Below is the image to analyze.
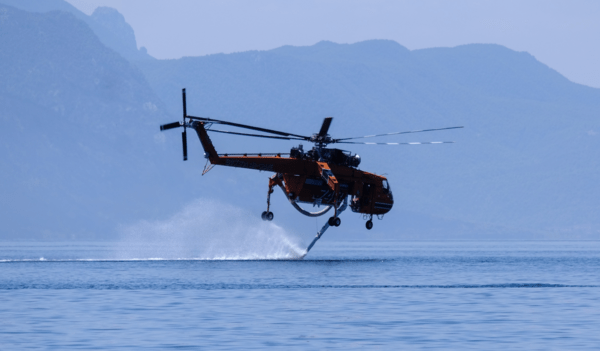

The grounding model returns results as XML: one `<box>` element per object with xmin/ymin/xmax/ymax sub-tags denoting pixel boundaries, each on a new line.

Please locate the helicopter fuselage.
<box><xmin>193</xmin><ymin>121</ymin><xmax>394</xmax><ymax>216</ymax></box>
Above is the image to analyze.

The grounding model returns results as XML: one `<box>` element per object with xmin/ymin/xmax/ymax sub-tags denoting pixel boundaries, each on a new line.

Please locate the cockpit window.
<box><xmin>382</xmin><ymin>179</ymin><xmax>390</xmax><ymax>193</ymax></box>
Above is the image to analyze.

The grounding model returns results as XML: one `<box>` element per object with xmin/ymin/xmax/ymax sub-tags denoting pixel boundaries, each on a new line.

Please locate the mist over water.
<box><xmin>116</xmin><ymin>199</ymin><xmax>306</xmax><ymax>260</ymax></box>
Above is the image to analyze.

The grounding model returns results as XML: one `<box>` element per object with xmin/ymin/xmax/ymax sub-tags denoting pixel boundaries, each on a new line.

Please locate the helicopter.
<box><xmin>160</xmin><ymin>89</ymin><xmax>462</xmax><ymax>254</ymax></box>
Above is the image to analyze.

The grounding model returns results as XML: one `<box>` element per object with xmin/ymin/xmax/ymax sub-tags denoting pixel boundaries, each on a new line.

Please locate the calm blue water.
<box><xmin>1</xmin><ymin>241</ymin><xmax>599</xmax><ymax>349</ymax></box>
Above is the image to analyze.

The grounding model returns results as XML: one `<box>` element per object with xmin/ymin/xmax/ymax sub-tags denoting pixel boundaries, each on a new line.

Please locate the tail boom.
<box><xmin>190</xmin><ymin>121</ymin><xmax>220</xmax><ymax>164</ymax></box>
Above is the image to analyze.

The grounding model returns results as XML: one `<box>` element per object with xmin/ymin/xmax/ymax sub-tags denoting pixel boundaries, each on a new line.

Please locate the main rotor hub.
<box><xmin>310</xmin><ymin>133</ymin><xmax>333</xmax><ymax>146</ymax></box>
<box><xmin>291</xmin><ymin>143</ymin><xmax>361</xmax><ymax>168</ymax></box>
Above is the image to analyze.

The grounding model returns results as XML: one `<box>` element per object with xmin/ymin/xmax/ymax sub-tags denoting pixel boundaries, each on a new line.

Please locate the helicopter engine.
<box><xmin>291</xmin><ymin>145</ymin><xmax>361</xmax><ymax>168</ymax></box>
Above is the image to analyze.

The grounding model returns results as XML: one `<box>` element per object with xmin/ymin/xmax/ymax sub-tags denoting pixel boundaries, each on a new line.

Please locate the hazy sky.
<box><xmin>66</xmin><ymin>0</ymin><xmax>600</xmax><ymax>88</ymax></box>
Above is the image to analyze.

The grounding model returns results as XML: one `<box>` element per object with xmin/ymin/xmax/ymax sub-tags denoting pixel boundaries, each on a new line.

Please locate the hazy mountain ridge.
<box><xmin>0</xmin><ymin>6</ymin><xmax>155</xmax><ymax>126</ymax></box>
<box><xmin>412</xmin><ymin>44</ymin><xmax>598</xmax><ymax>104</ymax></box>
<box><xmin>1</xmin><ymin>3</ymin><xmax>599</xmax><ymax>240</ymax></box>
<box><xmin>0</xmin><ymin>0</ymin><xmax>152</xmax><ymax>60</ymax></box>
<box><xmin>135</xmin><ymin>40</ymin><xmax>600</xmax><ymax>239</ymax></box>
<box><xmin>0</xmin><ymin>4</ymin><xmax>183</xmax><ymax>240</ymax></box>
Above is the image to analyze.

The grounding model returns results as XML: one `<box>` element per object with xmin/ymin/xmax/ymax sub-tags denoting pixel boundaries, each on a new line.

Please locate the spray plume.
<box><xmin>116</xmin><ymin>199</ymin><xmax>305</xmax><ymax>260</ymax></box>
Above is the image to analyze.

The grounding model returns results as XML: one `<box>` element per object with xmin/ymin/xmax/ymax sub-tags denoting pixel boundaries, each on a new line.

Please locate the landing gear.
<box><xmin>364</xmin><ymin>214</ymin><xmax>374</xmax><ymax>230</ymax></box>
<box><xmin>261</xmin><ymin>211</ymin><xmax>274</xmax><ymax>221</ymax></box>
<box><xmin>262</xmin><ymin>175</ymin><xmax>279</xmax><ymax>222</ymax></box>
<box><xmin>328</xmin><ymin>216</ymin><xmax>341</xmax><ymax>227</ymax></box>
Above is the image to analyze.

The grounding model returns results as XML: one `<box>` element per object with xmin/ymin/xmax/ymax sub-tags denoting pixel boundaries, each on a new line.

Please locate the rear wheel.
<box><xmin>261</xmin><ymin>211</ymin><xmax>268</xmax><ymax>221</ymax></box>
<box><xmin>366</xmin><ymin>220</ymin><xmax>373</xmax><ymax>230</ymax></box>
<box><xmin>328</xmin><ymin>217</ymin><xmax>342</xmax><ymax>227</ymax></box>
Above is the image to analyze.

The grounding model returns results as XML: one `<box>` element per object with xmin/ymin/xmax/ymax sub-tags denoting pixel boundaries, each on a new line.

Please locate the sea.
<box><xmin>1</xmin><ymin>240</ymin><xmax>599</xmax><ymax>350</ymax></box>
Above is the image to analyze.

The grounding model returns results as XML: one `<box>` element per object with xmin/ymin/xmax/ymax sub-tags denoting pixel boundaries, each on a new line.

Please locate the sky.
<box><xmin>65</xmin><ymin>0</ymin><xmax>600</xmax><ymax>88</ymax></box>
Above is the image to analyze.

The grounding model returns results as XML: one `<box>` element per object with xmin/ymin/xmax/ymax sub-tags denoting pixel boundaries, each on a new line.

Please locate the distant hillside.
<box><xmin>1</xmin><ymin>2</ymin><xmax>598</xmax><ymax>241</ymax></box>
<box><xmin>0</xmin><ymin>0</ymin><xmax>152</xmax><ymax>60</ymax></box>
<box><xmin>135</xmin><ymin>40</ymin><xmax>600</xmax><ymax>240</ymax></box>
<box><xmin>0</xmin><ymin>4</ymin><xmax>183</xmax><ymax>240</ymax></box>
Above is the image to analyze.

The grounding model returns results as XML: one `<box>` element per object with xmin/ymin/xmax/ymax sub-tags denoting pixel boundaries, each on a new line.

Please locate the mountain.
<box><xmin>1</xmin><ymin>2</ymin><xmax>598</xmax><ymax>241</ymax></box>
<box><xmin>0</xmin><ymin>4</ymin><xmax>185</xmax><ymax>240</ymax></box>
<box><xmin>0</xmin><ymin>0</ymin><xmax>152</xmax><ymax>60</ymax></box>
<box><xmin>135</xmin><ymin>40</ymin><xmax>600</xmax><ymax>240</ymax></box>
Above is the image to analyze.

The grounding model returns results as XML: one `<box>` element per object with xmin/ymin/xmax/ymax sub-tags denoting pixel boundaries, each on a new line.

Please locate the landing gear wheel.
<box><xmin>366</xmin><ymin>220</ymin><xmax>373</xmax><ymax>230</ymax></box>
<box><xmin>261</xmin><ymin>211</ymin><xmax>268</xmax><ymax>221</ymax></box>
<box><xmin>266</xmin><ymin>211</ymin><xmax>274</xmax><ymax>221</ymax></box>
<box><xmin>328</xmin><ymin>217</ymin><xmax>341</xmax><ymax>227</ymax></box>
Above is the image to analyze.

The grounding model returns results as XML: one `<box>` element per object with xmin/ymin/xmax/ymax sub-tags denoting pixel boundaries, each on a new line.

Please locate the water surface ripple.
<box><xmin>1</xmin><ymin>241</ymin><xmax>599</xmax><ymax>350</ymax></box>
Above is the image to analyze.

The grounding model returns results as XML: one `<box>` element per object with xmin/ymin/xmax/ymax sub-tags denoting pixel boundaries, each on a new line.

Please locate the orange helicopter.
<box><xmin>160</xmin><ymin>89</ymin><xmax>462</xmax><ymax>253</ymax></box>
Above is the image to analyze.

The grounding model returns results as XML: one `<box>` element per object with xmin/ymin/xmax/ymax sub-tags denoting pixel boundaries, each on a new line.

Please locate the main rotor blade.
<box><xmin>187</xmin><ymin>115</ymin><xmax>309</xmax><ymax>140</ymax></box>
<box><xmin>336</xmin><ymin>141</ymin><xmax>455</xmax><ymax>145</ymax></box>
<box><xmin>318</xmin><ymin>117</ymin><xmax>333</xmax><ymax>137</ymax></box>
<box><xmin>335</xmin><ymin>126</ymin><xmax>463</xmax><ymax>141</ymax></box>
<box><xmin>208</xmin><ymin>129</ymin><xmax>308</xmax><ymax>141</ymax></box>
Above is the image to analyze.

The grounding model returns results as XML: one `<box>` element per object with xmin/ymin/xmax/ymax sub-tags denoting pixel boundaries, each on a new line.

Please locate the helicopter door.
<box><xmin>361</xmin><ymin>183</ymin><xmax>373</xmax><ymax>206</ymax></box>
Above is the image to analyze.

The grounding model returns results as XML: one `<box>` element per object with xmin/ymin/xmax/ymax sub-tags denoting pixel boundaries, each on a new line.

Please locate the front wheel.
<box><xmin>366</xmin><ymin>220</ymin><xmax>373</xmax><ymax>230</ymax></box>
<box><xmin>261</xmin><ymin>211</ymin><xmax>268</xmax><ymax>221</ymax></box>
<box><xmin>266</xmin><ymin>211</ymin><xmax>274</xmax><ymax>221</ymax></box>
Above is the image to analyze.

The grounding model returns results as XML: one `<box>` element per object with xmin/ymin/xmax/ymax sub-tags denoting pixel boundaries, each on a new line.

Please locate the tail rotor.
<box><xmin>159</xmin><ymin>88</ymin><xmax>189</xmax><ymax>161</ymax></box>
<box><xmin>182</xmin><ymin>129</ymin><xmax>187</xmax><ymax>161</ymax></box>
<box><xmin>182</xmin><ymin>88</ymin><xmax>188</xmax><ymax>161</ymax></box>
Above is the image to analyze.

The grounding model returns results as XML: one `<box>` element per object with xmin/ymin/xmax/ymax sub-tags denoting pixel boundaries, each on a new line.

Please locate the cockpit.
<box><xmin>382</xmin><ymin>179</ymin><xmax>393</xmax><ymax>199</ymax></box>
